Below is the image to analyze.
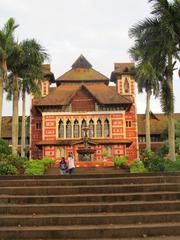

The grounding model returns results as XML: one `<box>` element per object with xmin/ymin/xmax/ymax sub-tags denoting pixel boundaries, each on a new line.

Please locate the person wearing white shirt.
<box><xmin>68</xmin><ymin>152</ymin><xmax>75</xmax><ymax>174</ymax></box>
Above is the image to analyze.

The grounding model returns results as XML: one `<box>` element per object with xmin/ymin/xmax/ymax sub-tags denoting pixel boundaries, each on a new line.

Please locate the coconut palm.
<box><xmin>129</xmin><ymin>52</ymin><xmax>159</xmax><ymax>150</ymax></box>
<box><xmin>0</xmin><ymin>18</ymin><xmax>18</xmax><ymax>137</ymax></box>
<box><xmin>20</xmin><ymin>39</ymin><xmax>48</xmax><ymax>157</ymax></box>
<box><xmin>129</xmin><ymin>0</ymin><xmax>180</xmax><ymax>161</ymax></box>
<box><xmin>7</xmin><ymin>39</ymin><xmax>48</xmax><ymax>155</ymax></box>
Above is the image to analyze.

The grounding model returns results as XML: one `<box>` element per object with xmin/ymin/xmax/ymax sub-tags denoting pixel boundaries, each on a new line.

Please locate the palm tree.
<box><xmin>129</xmin><ymin>0</ymin><xmax>180</xmax><ymax>161</ymax></box>
<box><xmin>7</xmin><ymin>39</ymin><xmax>48</xmax><ymax>155</ymax></box>
<box><xmin>20</xmin><ymin>39</ymin><xmax>48</xmax><ymax>157</ymax></box>
<box><xmin>0</xmin><ymin>18</ymin><xmax>18</xmax><ymax>137</ymax></box>
<box><xmin>129</xmin><ymin>53</ymin><xmax>159</xmax><ymax>150</ymax></box>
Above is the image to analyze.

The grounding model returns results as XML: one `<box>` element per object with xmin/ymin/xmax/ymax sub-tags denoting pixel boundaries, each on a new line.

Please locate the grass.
<box><xmin>164</xmin><ymin>155</ymin><xmax>180</xmax><ymax>172</ymax></box>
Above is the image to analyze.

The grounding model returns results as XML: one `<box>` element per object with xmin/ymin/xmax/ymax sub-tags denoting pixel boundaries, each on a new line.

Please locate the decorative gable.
<box><xmin>71</xmin><ymin>87</ymin><xmax>95</xmax><ymax>112</ymax></box>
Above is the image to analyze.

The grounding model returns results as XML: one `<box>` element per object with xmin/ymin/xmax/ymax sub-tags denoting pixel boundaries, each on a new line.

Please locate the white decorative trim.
<box><xmin>42</xmin><ymin>111</ymin><xmax>125</xmax><ymax>116</ymax></box>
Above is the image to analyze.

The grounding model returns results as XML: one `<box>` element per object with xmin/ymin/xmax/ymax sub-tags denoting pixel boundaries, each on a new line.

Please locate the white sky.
<box><xmin>1</xmin><ymin>0</ymin><xmax>180</xmax><ymax>115</ymax></box>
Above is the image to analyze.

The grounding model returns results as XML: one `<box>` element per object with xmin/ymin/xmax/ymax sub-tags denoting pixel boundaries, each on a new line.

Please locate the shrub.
<box><xmin>24</xmin><ymin>160</ymin><xmax>45</xmax><ymax>176</ymax></box>
<box><xmin>0</xmin><ymin>163</ymin><xmax>18</xmax><ymax>175</ymax></box>
<box><xmin>113</xmin><ymin>156</ymin><xmax>128</xmax><ymax>167</ymax></box>
<box><xmin>165</xmin><ymin>156</ymin><xmax>180</xmax><ymax>172</ymax></box>
<box><xmin>130</xmin><ymin>160</ymin><xmax>147</xmax><ymax>173</ymax></box>
<box><xmin>141</xmin><ymin>149</ymin><xmax>165</xmax><ymax>172</ymax></box>
<box><xmin>156</xmin><ymin>141</ymin><xmax>169</xmax><ymax>156</ymax></box>
<box><xmin>24</xmin><ymin>158</ymin><xmax>53</xmax><ymax>176</ymax></box>
<box><xmin>0</xmin><ymin>139</ymin><xmax>11</xmax><ymax>155</ymax></box>
<box><xmin>7</xmin><ymin>155</ymin><xmax>28</xmax><ymax>170</ymax></box>
<box><xmin>41</xmin><ymin>157</ymin><xmax>54</xmax><ymax>166</ymax></box>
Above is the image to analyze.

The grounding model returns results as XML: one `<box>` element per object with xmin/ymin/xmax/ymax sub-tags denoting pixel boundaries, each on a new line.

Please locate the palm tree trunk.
<box><xmin>12</xmin><ymin>75</ymin><xmax>19</xmax><ymax>155</ymax></box>
<box><xmin>145</xmin><ymin>90</ymin><xmax>151</xmax><ymax>150</ymax></box>
<box><xmin>167</xmin><ymin>112</ymin><xmax>176</xmax><ymax>161</ymax></box>
<box><xmin>167</xmin><ymin>55</ymin><xmax>176</xmax><ymax>162</ymax></box>
<box><xmin>0</xmin><ymin>77</ymin><xmax>3</xmax><ymax>138</ymax></box>
<box><xmin>21</xmin><ymin>90</ymin><xmax>26</xmax><ymax>157</ymax></box>
<box><xmin>0</xmin><ymin>60</ymin><xmax>7</xmax><ymax>138</ymax></box>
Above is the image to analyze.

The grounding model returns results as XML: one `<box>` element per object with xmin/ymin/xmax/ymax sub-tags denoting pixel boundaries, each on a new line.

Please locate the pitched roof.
<box><xmin>42</xmin><ymin>64</ymin><xmax>51</xmax><ymax>75</ymax></box>
<box><xmin>114</xmin><ymin>63</ymin><xmax>134</xmax><ymax>73</ymax></box>
<box><xmin>137</xmin><ymin>113</ymin><xmax>180</xmax><ymax>135</ymax></box>
<box><xmin>72</xmin><ymin>55</ymin><xmax>92</xmax><ymax>69</ymax></box>
<box><xmin>56</xmin><ymin>55</ymin><xmax>109</xmax><ymax>83</ymax></box>
<box><xmin>57</xmin><ymin>68</ymin><xmax>109</xmax><ymax>82</ymax></box>
<box><xmin>42</xmin><ymin>64</ymin><xmax>55</xmax><ymax>83</ymax></box>
<box><xmin>34</xmin><ymin>84</ymin><xmax>79</xmax><ymax>106</ymax></box>
<box><xmin>2</xmin><ymin>116</ymin><xmax>30</xmax><ymax>139</ymax></box>
<box><xmin>34</xmin><ymin>83</ymin><xmax>132</xmax><ymax>107</ymax></box>
<box><xmin>84</xmin><ymin>84</ymin><xmax>131</xmax><ymax>105</ymax></box>
<box><xmin>110</xmin><ymin>62</ymin><xmax>135</xmax><ymax>83</ymax></box>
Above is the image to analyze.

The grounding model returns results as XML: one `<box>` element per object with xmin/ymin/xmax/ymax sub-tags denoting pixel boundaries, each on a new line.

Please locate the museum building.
<box><xmin>30</xmin><ymin>55</ymin><xmax>138</xmax><ymax>167</ymax></box>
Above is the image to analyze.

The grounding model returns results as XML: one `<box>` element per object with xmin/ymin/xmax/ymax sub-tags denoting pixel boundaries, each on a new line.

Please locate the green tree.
<box><xmin>20</xmin><ymin>39</ymin><xmax>48</xmax><ymax>157</ymax></box>
<box><xmin>0</xmin><ymin>18</ymin><xmax>18</xmax><ymax>137</ymax></box>
<box><xmin>129</xmin><ymin>0</ymin><xmax>180</xmax><ymax>161</ymax></box>
<box><xmin>129</xmin><ymin>48</ymin><xmax>159</xmax><ymax>150</ymax></box>
<box><xmin>7</xmin><ymin>39</ymin><xmax>48</xmax><ymax>155</ymax></box>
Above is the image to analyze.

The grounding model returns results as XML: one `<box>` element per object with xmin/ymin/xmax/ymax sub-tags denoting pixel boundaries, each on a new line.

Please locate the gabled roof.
<box><xmin>137</xmin><ymin>113</ymin><xmax>180</xmax><ymax>135</ymax></box>
<box><xmin>56</xmin><ymin>55</ymin><xmax>109</xmax><ymax>83</ymax></box>
<box><xmin>34</xmin><ymin>83</ymin><xmax>132</xmax><ymax>107</ymax></box>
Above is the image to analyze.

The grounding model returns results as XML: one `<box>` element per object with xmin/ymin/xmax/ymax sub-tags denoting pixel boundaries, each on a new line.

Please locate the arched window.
<box><xmin>96</xmin><ymin>119</ymin><xmax>102</xmax><ymax>137</ymax></box>
<box><xmin>73</xmin><ymin>119</ymin><xmax>79</xmax><ymax>138</ymax></box>
<box><xmin>81</xmin><ymin>119</ymin><xmax>87</xmax><ymax>137</ymax></box>
<box><xmin>89</xmin><ymin>119</ymin><xmax>94</xmax><ymax>138</ymax></box>
<box><xmin>58</xmin><ymin>120</ymin><xmax>64</xmax><ymax>138</ymax></box>
<box><xmin>124</xmin><ymin>78</ymin><xmax>130</xmax><ymax>93</ymax></box>
<box><xmin>66</xmin><ymin>120</ymin><xmax>72</xmax><ymax>138</ymax></box>
<box><xmin>104</xmin><ymin>119</ymin><xmax>110</xmax><ymax>137</ymax></box>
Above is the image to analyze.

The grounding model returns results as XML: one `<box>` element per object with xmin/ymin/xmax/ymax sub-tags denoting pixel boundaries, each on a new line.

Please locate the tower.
<box><xmin>110</xmin><ymin>62</ymin><xmax>139</xmax><ymax>161</ymax></box>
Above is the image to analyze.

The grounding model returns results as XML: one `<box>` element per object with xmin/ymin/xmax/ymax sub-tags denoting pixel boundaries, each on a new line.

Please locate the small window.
<box><xmin>126</xmin><ymin>121</ymin><xmax>132</xmax><ymax>128</ymax></box>
<box><xmin>36</xmin><ymin>122</ymin><xmax>41</xmax><ymax>129</ymax></box>
<box><xmin>124</xmin><ymin>78</ymin><xmax>130</xmax><ymax>93</ymax></box>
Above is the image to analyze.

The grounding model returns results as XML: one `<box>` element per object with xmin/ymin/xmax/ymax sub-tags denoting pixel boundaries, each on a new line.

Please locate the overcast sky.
<box><xmin>1</xmin><ymin>0</ymin><xmax>180</xmax><ymax>115</ymax></box>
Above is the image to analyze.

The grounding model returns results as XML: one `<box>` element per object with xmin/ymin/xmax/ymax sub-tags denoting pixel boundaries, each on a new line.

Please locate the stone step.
<box><xmin>0</xmin><ymin>172</ymin><xmax>180</xmax><ymax>180</ymax></box>
<box><xmin>1</xmin><ymin>191</ymin><xmax>180</xmax><ymax>204</ymax></box>
<box><xmin>0</xmin><ymin>222</ymin><xmax>180</xmax><ymax>239</ymax></box>
<box><xmin>10</xmin><ymin>238</ymin><xmax>179</xmax><ymax>240</ymax></box>
<box><xmin>0</xmin><ymin>175</ymin><xmax>180</xmax><ymax>187</ymax></box>
<box><xmin>1</xmin><ymin>183</ymin><xmax>180</xmax><ymax>195</ymax></box>
<box><xmin>0</xmin><ymin>200</ymin><xmax>179</xmax><ymax>214</ymax></box>
<box><xmin>0</xmin><ymin>211</ymin><xmax>180</xmax><ymax>227</ymax></box>
<box><xmin>10</xmin><ymin>238</ymin><xmax>180</xmax><ymax>240</ymax></box>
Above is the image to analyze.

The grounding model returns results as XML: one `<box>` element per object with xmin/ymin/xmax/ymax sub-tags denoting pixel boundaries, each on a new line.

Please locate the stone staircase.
<box><xmin>0</xmin><ymin>172</ymin><xmax>180</xmax><ymax>239</ymax></box>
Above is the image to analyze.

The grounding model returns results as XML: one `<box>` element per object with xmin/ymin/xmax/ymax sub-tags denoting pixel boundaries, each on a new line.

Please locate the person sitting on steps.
<box><xmin>59</xmin><ymin>157</ymin><xmax>67</xmax><ymax>175</ymax></box>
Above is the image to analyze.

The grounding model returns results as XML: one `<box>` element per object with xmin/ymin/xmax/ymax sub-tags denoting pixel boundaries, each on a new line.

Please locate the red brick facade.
<box><xmin>30</xmin><ymin>56</ymin><xmax>138</xmax><ymax>167</ymax></box>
